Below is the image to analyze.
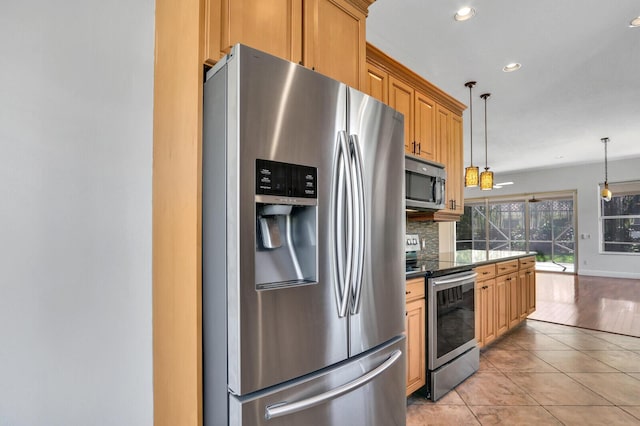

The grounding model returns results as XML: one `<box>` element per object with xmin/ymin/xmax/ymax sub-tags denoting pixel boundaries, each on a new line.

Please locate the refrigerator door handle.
<box><xmin>331</xmin><ymin>131</ymin><xmax>354</xmax><ymax>317</ymax></box>
<box><xmin>348</xmin><ymin>134</ymin><xmax>366</xmax><ymax>314</ymax></box>
<box><xmin>264</xmin><ymin>349</ymin><xmax>402</xmax><ymax>420</ymax></box>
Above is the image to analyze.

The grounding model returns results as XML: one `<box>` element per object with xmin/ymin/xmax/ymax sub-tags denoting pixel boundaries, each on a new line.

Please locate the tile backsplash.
<box><xmin>406</xmin><ymin>220</ymin><xmax>439</xmax><ymax>260</ymax></box>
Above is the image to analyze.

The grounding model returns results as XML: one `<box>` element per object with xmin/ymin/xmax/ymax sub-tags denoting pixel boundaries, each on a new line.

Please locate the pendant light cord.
<box><xmin>481</xmin><ymin>93</ymin><xmax>491</xmax><ymax>170</ymax></box>
<box><xmin>466</xmin><ymin>82</ymin><xmax>474</xmax><ymax>165</ymax></box>
<box><xmin>602</xmin><ymin>137</ymin><xmax>609</xmax><ymax>184</ymax></box>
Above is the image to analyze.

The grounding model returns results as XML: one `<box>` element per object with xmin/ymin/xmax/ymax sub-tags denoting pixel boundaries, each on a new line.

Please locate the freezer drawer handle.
<box><xmin>264</xmin><ymin>349</ymin><xmax>402</xmax><ymax>420</ymax></box>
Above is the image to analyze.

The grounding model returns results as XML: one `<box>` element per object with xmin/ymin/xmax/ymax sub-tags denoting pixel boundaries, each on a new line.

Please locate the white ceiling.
<box><xmin>367</xmin><ymin>0</ymin><xmax>640</xmax><ymax>175</ymax></box>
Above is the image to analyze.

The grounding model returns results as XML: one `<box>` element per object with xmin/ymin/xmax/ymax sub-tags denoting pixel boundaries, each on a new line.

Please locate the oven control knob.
<box><xmin>412</xmin><ymin>238</ymin><xmax>418</xmax><ymax>245</ymax></box>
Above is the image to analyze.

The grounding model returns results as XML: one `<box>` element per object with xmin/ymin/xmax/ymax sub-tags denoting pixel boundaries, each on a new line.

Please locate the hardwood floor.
<box><xmin>529</xmin><ymin>272</ymin><xmax>640</xmax><ymax>337</ymax></box>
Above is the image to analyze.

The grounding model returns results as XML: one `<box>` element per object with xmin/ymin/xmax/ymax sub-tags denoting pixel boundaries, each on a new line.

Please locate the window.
<box><xmin>600</xmin><ymin>181</ymin><xmax>640</xmax><ymax>254</ymax></box>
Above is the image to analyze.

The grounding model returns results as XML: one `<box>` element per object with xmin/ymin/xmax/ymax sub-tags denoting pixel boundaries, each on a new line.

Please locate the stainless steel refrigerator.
<box><xmin>203</xmin><ymin>44</ymin><xmax>406</xmax><ymax>426</ymax></box>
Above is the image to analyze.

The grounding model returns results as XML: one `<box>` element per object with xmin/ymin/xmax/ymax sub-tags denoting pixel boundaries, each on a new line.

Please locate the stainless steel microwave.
<box><xmin>405</xmin><ymin>155</ymin><xmax>446</xmax><ymax>211</ymax></box>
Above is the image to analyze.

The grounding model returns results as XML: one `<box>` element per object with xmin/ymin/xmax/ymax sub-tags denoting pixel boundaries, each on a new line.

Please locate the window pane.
<box><xmin>603</xmin><ymin>218</ymin><xmax>640</xmax><ymax>243</ymax></box>
<box><xmin>601</xmin><ymin>194</ymin><xmax>640</xmax><ymax>216</ymax></box>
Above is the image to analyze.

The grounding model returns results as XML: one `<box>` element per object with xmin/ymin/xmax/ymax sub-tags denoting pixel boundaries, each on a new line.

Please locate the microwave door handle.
<box><xmin>438</xmin><ymin>179</ymin><xmax>445</xmax><ymax>205</ymax></box>
<box><xmin>432</xmin><ymin>177</ymin><xmax>438</xmax><ymax>204</ymax></box>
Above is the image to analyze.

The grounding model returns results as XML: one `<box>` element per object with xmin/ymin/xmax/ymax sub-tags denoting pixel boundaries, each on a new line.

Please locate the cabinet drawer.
<box><xmin>475</xmin><ymin>264</ymin><xmax>496</xmax><ymax>281</ymax></box>
<box><xmin>405</xmin><ymin>277</ymin><xmax>425</xmax><ymax>302</ymax></box>
<box><xmin>496</xmin><ymin>259</ymin><xmax>519</xmax><ymax>275</ymax></box>
<box><xmin>519</xmin><ymin>256</ymin><xmax>536</xmax><ymax>269</ymax></box>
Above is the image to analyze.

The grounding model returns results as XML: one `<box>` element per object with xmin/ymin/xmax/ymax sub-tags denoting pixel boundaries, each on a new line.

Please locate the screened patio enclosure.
<box><xmin>456</xmin><ymin>193</ymin><xmax>576</xmax><ymax>273</ymax></box>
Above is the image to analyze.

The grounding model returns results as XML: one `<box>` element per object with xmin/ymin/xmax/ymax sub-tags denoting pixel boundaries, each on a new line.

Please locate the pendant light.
<box><xmin>464</xmin><ymin>81</ymin><xmax>479</xmax><ymax>187</ymax></box>
<box><xmin>601</xmin><ymin>137</ymin><xmax>612</xmax><ymax>202</ymax></box>
<box><xmin>479</xmin><ymin>93</ymin><xmax>493</xmax><ymax>190</ymax></box>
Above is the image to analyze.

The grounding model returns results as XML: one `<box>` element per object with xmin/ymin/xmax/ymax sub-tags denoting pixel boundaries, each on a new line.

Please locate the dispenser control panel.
<box><xmin>256</xmin><ymin>159</ymin><xmax>317</xmax><ymax>198</ymax></box>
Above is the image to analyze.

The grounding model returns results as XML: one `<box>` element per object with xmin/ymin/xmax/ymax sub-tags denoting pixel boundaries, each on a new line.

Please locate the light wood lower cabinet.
<box><xmin>476</xmin><ymin>257</ymin><xmax>537</xmax><ymax>348</ymax></box>
<box><xmin>475</xmin><ymin>264</ymin><xmax>496</xmax><ymax>348</ymax></box>
<box><xmin>495</xmin><ymin>272</ymin><xmax>510</xmax><ymax>337</ymax></box>
<box><xmin>405</xmin><ymin>277</ymin><xmax>426</xmax><ymax>396</ymax></box>
<box><xmin>519</xmin><ymin>256</ymin><xmax>537</xmax><ymax>315</ymax></box>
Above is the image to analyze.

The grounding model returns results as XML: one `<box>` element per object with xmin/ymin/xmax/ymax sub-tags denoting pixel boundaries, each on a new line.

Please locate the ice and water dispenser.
<box><xmin>255</xmin><ymin>159</ymin><xmax>317</xmax><ymax>289</ymax></box>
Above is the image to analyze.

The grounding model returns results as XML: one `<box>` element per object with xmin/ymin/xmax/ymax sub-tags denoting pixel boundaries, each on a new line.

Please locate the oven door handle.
<box><xmin>432</xmin><ymin>272</ymin><xmax>477</xmax><ymax>288</ymax></box>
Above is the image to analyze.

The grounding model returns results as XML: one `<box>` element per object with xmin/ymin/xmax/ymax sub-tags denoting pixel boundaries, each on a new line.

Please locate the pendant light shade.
<box><xmin>464</xmin><ymin>81</ymin><xmax>479</xmax><ymax>187</ymax></box>
<box><xmin>601</xmin><ymin>137</ymin><xmax>612</xmax><ymax>202</ymax></box>
<box><xmin>479</xmin><ymin>93</ymin><xmax>493</xmax><ymax>190</ymax></box>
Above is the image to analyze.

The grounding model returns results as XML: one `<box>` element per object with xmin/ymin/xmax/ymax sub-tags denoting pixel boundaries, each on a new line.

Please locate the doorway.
<box><xmin>456</xmin><ymin>192</ymin><xmax>577</xmax><ymax>273</ymax></box>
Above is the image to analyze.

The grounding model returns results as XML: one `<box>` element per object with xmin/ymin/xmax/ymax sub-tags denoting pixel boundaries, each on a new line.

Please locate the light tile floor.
<box><xmin>407</xmin><ymin>319</ymin><xmax>640</xmax><ymax>425</ymax></box>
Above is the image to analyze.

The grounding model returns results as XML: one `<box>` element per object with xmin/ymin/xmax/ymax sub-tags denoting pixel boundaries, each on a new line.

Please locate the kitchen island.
<box><xmin>404</xmin><ymin>250</ymin><xmax>537</xmax><ymax>395</ymax></box>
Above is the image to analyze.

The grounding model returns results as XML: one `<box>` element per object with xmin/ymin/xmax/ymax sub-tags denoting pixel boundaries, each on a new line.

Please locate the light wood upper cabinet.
<box><xmin>204</xmin><ymin>0</ymin><xmax>303</xmax><ymax>66</ymax></box>
<box><xmin>414</xmin><ymin>91</ymin><xmax>437</xmax><ymax>162</ymax></box>
<box><xmin>304</xmin><ymin>0</ymin><xmax>366</xmax><ymax>89</ymax></box>
<box><xmin>365</xmin><ymin>62</ymin><xmax>388</xmax><ymax>103</ymax></box>
<box><xmin>388</xmin><ymin>76</ymin><xmax>414</xmax><ymax>153</ymax></box>
<box><xmin>203</xmin><ymin>0</ymin><xmax>370</xmax><ymax>89</ymax></box>
<box><xmin>432</xmin><ymin>106</ymin><xmax>463</xmax><ymax>220</ymax></box>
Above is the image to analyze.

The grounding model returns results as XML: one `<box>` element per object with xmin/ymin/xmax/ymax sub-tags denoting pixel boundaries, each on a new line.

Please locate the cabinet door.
<box><xmin>495</xmin><ymin>274</ymin><xmax>509</xmax><ymax>336</ymax></box>
<box><xmin>304</xmin><ymin>0</ymin><xmax>366</xmax><ymax>89</ymax></box>
<box><xmin>481</xmin><ymin>279</ymin><xmax>496</xmax><ymax>346</ymax></box>
<box><xmin>405</xmin><ymin>299</ymin><xmax>426</xmax><ymax>395</ymax></box>
<box><xmin>518</xmin><ymin>269</ymin><xmax>527</xmax><ymax>320</ymax></box>
<box><xmin>204</xmin><ymin>0</ymin><xmax>303</xmax><ymax>66</ymax></box>
<box><xmin>414</xmin><ymin>91</ymin><xmax>437</xmax><ymax>162</ymax></box>
<box><xmin>448</xmin><ymin>113</ymin><xmax>464</xmax><ymax>214</ymax></box>
<box><xmin>388</xmin><ymin>76</ymin><xmax>414</xmax><ymax>154</ymax></box>
<box><xmin>526</xmin><ymin>268</ymin><xmax>536</xmax><ymax>314</ymax></box>
<box><xmin>508</xmin><ymin>273</ymin><xmax>520</xmax><ymax>328</ymax></box>
<box><xmin>365</xmin><ymin>62</ymin><xmax>388</xmax><ymax>103</ymax></box>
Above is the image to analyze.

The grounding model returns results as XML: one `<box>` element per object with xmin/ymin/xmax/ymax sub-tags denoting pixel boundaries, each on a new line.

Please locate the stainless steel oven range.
<box><xmin>425</xmin><ymin>269</ymin><xmax>479</xmax><ymax>401</ymax></box>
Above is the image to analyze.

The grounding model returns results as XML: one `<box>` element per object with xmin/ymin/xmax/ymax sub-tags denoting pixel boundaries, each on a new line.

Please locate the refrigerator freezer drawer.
<box><xmin>228</xmin><ymin>337</ymin><xmax>406</xmax><ymax>426</ymax></box>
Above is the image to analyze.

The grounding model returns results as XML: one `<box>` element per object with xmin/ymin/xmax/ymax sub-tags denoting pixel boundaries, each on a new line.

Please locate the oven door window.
<box><xmin>435</xmin><ymin>282</ymin><xmax>475</xmax><ymax>359</ymax></box>
<box><xmin>406</xmin><ymin>171</ymin><xmax>435</xmax><ymax>203</ymax></box>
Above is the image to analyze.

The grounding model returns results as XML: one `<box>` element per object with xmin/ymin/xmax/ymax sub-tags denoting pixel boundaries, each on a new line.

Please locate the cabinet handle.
<box><xmin>482</xmin><ymin>285</ymin><xmax>488</xmax><ymax>289</ymax></box>
<box><xmin>483</xmin><ymin>272</ymin><xmax>489</xmax><ymax>275</ymax></box>
<box><xmin>412</xmin><ymin>141</ymin><xmax>416</xmax><ymax>154</ymax></box>
<box><xmin>299</xmin><ymin>61</ymin><xmax>303</xmax><ymax>65</ymax></box>
<box><xmin>417</xmin><ymin>142</ymin><xmax>421</xmax><ymax>154</ymax></box>
<box><xmin>406</xmin><ymin>291</ymin><xmax>411</xmax><ymax>295</ymax></box>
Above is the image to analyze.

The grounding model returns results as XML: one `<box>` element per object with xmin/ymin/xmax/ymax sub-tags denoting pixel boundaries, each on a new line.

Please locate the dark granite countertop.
<box><xmin>405</xmin><ymin>250</ymin><xmax>536</xmax><ymax>280</ymax></box>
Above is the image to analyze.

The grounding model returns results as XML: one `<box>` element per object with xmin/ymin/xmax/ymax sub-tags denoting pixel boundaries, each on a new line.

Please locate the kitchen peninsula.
<box><xmin>404</xmin><ymin>250</ymin><xmax>536</xmax><ymax>396</ymax></box>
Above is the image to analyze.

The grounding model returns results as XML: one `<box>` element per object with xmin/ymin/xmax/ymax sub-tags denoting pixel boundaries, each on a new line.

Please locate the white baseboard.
<box><xmin>578</xmin><ymin>269</ymin><xmax>640</xmax><ymax>280</ymax></box>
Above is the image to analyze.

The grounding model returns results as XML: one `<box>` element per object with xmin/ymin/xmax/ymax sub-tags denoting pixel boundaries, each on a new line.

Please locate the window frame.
<box><xmin>598</xmin><ymin>180</ymin><xmax>640</xmax><ymax>255</ymax></box>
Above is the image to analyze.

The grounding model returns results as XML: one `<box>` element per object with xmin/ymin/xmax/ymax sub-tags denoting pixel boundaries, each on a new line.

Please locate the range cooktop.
<box><xmin>405</xmin><ymin>258</ymin><xmax>474</xmax><ymax>277</ymax></box>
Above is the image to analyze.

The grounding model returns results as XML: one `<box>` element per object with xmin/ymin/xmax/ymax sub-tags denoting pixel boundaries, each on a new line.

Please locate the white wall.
<box><xmin>464</xmin><ymin>157</ymin><xmax>640</xmax><ymax>279</ymax></box>
<box><xmin>0</xmin><ymin>1</ymin><xmax>154</xmax><ymax>424</ymax></box>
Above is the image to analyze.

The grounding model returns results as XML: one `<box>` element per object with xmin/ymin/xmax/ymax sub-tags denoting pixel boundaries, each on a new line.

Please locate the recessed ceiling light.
<box><xmin>454</xmin><ymin>7</ymin><xmax>476</xmax><ymax>21</ymax></box>
<box><xmin>630</xmin><ymin>16</ymin><xmax>640</xmax><ymax>27</ymax></box>
<box><xmin>503</xmin><ymin>63</ymin><xmax>522</xmax><ymax>72</ymax></box>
